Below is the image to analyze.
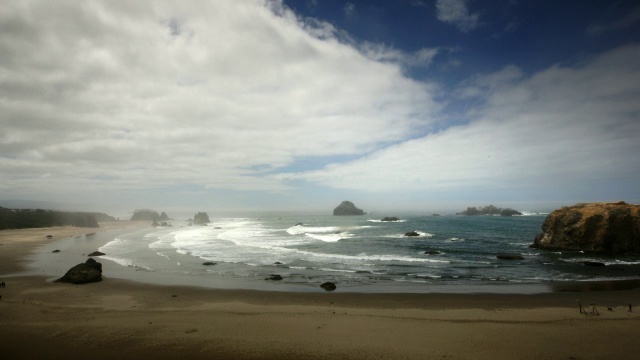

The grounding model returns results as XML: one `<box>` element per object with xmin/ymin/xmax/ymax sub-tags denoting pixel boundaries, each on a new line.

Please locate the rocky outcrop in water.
<box><xmin>333</xmin><ymin>201</ymin><xmax>365</xmax><ymax>216</ymax></box>
<box><xmin>531</xmin><ymin>202</ymin><xmax>640</xmax><ymax>254</ymax></box>
<box><xmin>193</xmin><ymin>212</ymin><xmax>210</xmax><ymax>225</ymax></box>
<box><xmin>381</xmin><ymin>217</ymin><xmax>400</xmax><ymax>222</ymax></box>
<box><xmin>55</xmin><ymin>258</ymin><xmax>103</xmax><ymax>284</ymax></box>
<box><xmin>457</xmin><ymin>205</ymin><xmax>522</xmax><ymax>216</ymax></box>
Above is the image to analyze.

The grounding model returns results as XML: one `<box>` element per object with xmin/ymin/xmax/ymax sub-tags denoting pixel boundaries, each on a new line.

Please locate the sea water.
<box><xmin>77</xmin><ymin>213</ymin><xmax>640</xmax><ymax>293</ymax></box>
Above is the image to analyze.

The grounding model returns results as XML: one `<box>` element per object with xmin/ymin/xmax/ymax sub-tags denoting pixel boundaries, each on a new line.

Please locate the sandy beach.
<box><xmin>1</xmin><ymin>224</ymin><xmax>640</xmax><ymax>359</ymax></box>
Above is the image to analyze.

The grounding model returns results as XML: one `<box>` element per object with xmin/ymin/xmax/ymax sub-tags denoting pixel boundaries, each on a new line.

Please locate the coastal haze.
<box><xmin>1</xmin><ymin>0</ymin><xmax>639</xmax><ymax>215</ymax></box>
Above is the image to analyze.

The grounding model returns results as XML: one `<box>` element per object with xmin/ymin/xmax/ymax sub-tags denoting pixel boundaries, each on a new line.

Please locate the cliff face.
<box><xmin>333</xmin><ymin>201</ymin><xmax>365</xmax><ymax>216</ymax></box>
<box><xmin>531</xmin><ymin>202</ymin><xmax>640</xmax><ymax>254</ymax></box>
<box><xmin>0</xmin><ymin>208</ymin><xmax>100</xmax><ymax>230</ymax></box>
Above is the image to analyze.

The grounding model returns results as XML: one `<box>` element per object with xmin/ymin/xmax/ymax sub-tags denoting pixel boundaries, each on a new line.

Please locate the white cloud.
<box><xmin>0</xmin><ymin>0</ymin><xmax>439</xmax><ymax>203</ymax></box>
<box><xmin>359</xmin><ymin>42</ymin><xmax>440</xmax><ymax>69</ymax></box>
<box><xmin>284</xmin><ymin>44</ymin><xmax>640</xmax><ymax>202</ymax></box>
<box><xmin>436</xmin><ymin>0</ymin><xmax>480</xmax><ymax>32</ymax></box>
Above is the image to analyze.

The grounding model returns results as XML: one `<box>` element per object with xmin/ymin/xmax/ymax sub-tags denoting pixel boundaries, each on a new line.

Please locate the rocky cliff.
<box><xmin>531</xmin><ymin>202</ymin><xmax>640</xmax><ymax>254</ymax></box>
<box><xmin>333</xmin><ymin>201</ymin><xmax>365</xmax><ymax>216</ymax></box>
<box><xmin>0</xmin><ymin>208</ymin><xmax>100</xmax><ymax>230</ymax></box>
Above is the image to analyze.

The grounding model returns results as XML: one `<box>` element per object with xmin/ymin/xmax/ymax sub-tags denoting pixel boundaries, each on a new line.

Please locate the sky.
<box><xmin>1</xmin><ymin>0</ymin><xmax>639</xmax><ymax>215</ymax></box>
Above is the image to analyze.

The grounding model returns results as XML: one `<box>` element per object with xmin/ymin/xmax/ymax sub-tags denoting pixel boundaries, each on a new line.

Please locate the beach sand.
<box><xmin>1</xmin><ymin>224</ymin><xmax>639</xmax><ymax>359</ymax></box>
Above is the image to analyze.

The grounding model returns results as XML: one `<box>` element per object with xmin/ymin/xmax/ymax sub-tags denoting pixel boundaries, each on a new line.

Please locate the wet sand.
<box><xmin>1</xmin><ymin>224</ymin><xmax>639</xmax><ymax>359</ymax></box>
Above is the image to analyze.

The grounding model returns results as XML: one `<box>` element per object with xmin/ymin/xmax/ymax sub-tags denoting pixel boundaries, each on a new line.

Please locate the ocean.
<box><xmin>29</xmin><ymin>213</ymin><xmax>640</xmax><ymax>293</ymax></box>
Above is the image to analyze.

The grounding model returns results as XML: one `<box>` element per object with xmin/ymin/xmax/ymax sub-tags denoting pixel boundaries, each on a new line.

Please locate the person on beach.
<box><xmin>0</xmin><ymin>281</ymin><xmax>5</xmax><ymax>288</ymax></box>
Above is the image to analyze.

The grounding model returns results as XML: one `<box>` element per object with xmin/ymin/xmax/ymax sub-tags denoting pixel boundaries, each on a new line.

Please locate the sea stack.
<box><xmin>333</xmin><ymin>201</ymin><xmax>365</xmax><ymax>216</ymax></box>
<box><xmin>531</xmin><ymin>202</ymin><xmax>640</xmax><ymax>254</ymax></box>
<box><xmin>193</xmin><ymin>212</ymin><xmax>210</xmax><ymax>225</ymax></box>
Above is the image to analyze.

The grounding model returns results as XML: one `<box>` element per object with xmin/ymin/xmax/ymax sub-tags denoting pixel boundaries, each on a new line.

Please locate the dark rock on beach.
<box><xmin>531</xmin><ymin>202</ymin><xmax>640</xmax><ymax>254</ymax></box>
<box><xmin>266</xmin><ymin>274</ymin><xmax>283</xmax><ymax>281</ymax></box>
<box><xmin>202</xmin><ymin>262</ymin><xmax>217</xmax><ymax>266</ymax></box>
<box><xmin>52</xmin><ymin>249</ymin><xmax>61</xmax><ymax>253</ymax></box>
<box><xmin>55</xmin><ymin>258</ymin><xmax>103</xmax><ymax>284</ymax></box>
<box><xmin>333</xmin><ymin>201</ymin><xmax>365</xmax><ymax>216</ymax></box>
<box><xmin>320</xmin><ymin>282</ymin><xmax>337</xmax><ymax>291</ymax></box>
<box><xmin>496</xmin><ymin>254</ymin><xmax>524</xmax><ymax>260</ymax></box>
<box><xmin>87</xmin><ymin>251</ymin><xmax>105</xmax><ymax>257</ymax></box>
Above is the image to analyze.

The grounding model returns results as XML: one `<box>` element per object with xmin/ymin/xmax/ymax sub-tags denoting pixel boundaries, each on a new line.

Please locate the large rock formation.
<box><xmin>333</xmin><ymin>201</ymin><xmax>365</xmax><ymax>216</ymax></box>
<box><xmin>55</xmin><ymin>258</ymin><xmax>103</xmax><ymax>284</ymax></box>
<box><xmin>531</xmin><ymin>202</ymin><xmax>640</xmax><ymax>254</ymax></box>
<box><xmin>130</xmin><ymin>209</ymin><xmax>160</xmax><ymax>221</ymax></box>
<box><xmin>193</xmin><ymin>212</ymin><xmax>210</xmax><ymax>225</ymax></box>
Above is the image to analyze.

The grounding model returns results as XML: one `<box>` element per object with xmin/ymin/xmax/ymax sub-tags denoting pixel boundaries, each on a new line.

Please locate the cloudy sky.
<box><xmin>1</xmin><ymin>0</ymin><xmax>639</xmax><ymax>214</ymax></box>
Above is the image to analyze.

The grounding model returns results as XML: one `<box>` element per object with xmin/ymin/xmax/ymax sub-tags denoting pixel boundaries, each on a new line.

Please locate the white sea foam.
<box><xmin>520</xmin><ymin>211</ymin><xmax>550</xmax><ymax>216</ymax></box>
<box><xmin>305</xmin><ymin>232</ymin><xmax>353</xmax><ymax>242</ymax></box>
<box><xmin>408</xmin><ymin>273</ymin><xmax>442</xmax><ymax>279</ymax></box>
<box><xmin>286</xmin><ymin>224</ymin><xmax>365</xmax><ymax>235</ymax></box>
<box><xmin>560</xmin><ymin>257</ymin><xmax>640</xmax><ymax>266</ymax></box>
<box><xmin>289</xmin><ymin>250</ymin><xmax>450</xmax><ymax>264</ymax></box>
